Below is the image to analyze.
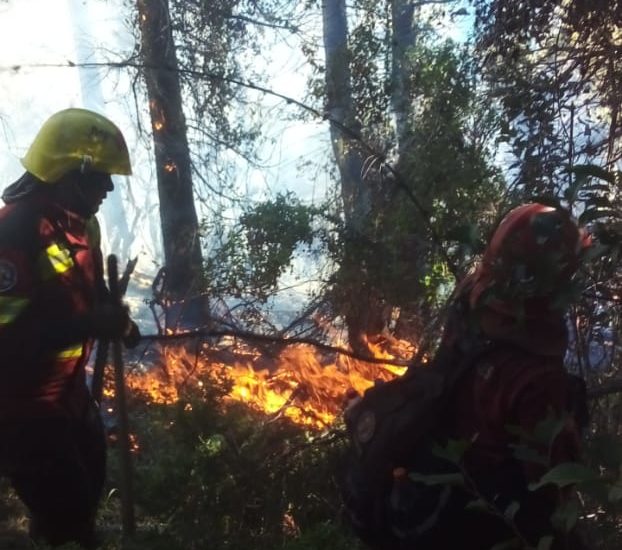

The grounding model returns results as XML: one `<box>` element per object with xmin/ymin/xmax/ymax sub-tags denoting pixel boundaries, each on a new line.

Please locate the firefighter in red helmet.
<box><xmin>431</xmin><ymin>203</ymin><xmax>590</xmax><ymax>549</ymax></box>
<box><xmin>471</xmin><ymin>203</ymin><xmax>591</xmax><ymax>318</ymax></box>
<box><xmin>341</xmin><ymin>203</ymin><xmax>591</xmax><ymax>550</ymax></box>
<box><xmin>0</xmin><ymin>108</ymin><xmax>139</xmax><ymax>548</ymax></box>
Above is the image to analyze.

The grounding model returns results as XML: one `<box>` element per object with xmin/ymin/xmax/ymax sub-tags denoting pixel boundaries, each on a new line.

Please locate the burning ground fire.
<box><xmin>110</xmin><ymin>335</ymin><xmax>413</xmax><ymax>430</ymax></box>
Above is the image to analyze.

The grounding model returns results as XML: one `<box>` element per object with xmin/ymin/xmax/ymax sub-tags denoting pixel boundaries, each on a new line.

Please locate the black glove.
<box><xmin>87</xmin><ymin>304</ymin><xmax>132</xmax><ymax>341</ymax></box>
<box><xmin>123</xmin><ymin>321</ymin><xmax>141</xmax><ymax>349</ymax></box>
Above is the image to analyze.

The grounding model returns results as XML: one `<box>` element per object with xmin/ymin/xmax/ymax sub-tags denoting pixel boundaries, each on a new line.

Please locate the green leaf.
<box><xmin>408</xmin><ymin>472</ymin><xmax>464</xmax><ymax>486</ymax></box>
<box><xmin>529</xmin><ymin>463</ymin><xmax>600</xmax><ymax>491</ymax></box>
<box><xmin>510</xmin><ymin>444</ymin><xmax>548</xmax><ymax>466</ymax></box>
<box><xmin>550</xmin><ymin>499</ymin><xmax>580</xmax><ymax>533</ymax></box>
<box><xmin>505</xmin><ymin>424</ymin><xmax>530</xmax><ymax>440</ymax></box>
<box><xmin>570</xmin><ymin>164</ymin><xmax>615</xmax><ymax>183</ymax></box>
<box><xmin>608</xmin><ymin>483</ymin><xmax>622</xmax><ymax>503</ymax></box>
<box><xmin>465</xmin><ymin>498</ymin><xmax>490</xmax><ymax>514</ymax></box>
<box><xmin>432</xmin><ymin>438</ymin><xmax>470</xmax><ymax>464</ymax></box>
<box><xmin>532</xmin><ymin>411</ymin><xmax>567</xmax><ymax>448</ymax></box>
<box><xmin>198</xmin><ymin>434</ymin><xmax>226</xmax><ymax>457</ymax></box>
<box><xmin>537</xmin><ymin>535</ymin><xmax>554</xmax><ymax>550</ymax></box>
<box><xmin>504</xmin><ymin>501</ymin><xmax>520</xmax><ymax>522</ymax></box>
<box><xmin>490</xmin><ymin>537</ymin><xmax>521</xmax><ymax>550</ymax></box>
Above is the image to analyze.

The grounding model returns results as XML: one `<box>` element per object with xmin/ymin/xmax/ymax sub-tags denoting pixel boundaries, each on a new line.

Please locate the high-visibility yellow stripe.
<box><xmin>0</xmin><ymin>296</ymin><xmax>29</xmax><ymax>325</ymax></box>
<box><xmin>56</xmin><ymin>343</ymin><xmax>84</xmax><ymax>360</ymax></box>
<box><xmin>45</xmin><ymin>243</ymin><xmax>74</xmax><ymax>274</ymax></box>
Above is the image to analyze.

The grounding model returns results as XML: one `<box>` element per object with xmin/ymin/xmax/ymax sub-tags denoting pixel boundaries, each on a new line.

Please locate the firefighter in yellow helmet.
<box><xmin>0</xmin><ymin>108</ymin><xmax>139</xmax><ymax>548</ymax></box>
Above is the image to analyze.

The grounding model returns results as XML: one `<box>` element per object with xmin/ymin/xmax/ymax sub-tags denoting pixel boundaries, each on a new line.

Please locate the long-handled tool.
<box><xmin>92</xmin><ymin>257</ymin><xmax>137</xmax><ymax>404</ymax></box>
<box><xmin>108</xmin><ymin>254</ymin><xmax>136</xmax><ymax>536</ymax></box>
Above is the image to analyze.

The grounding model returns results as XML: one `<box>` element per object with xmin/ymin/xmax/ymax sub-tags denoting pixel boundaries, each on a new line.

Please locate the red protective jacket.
<box><xmin>0</xmin><ymin>193</ymin><xmax>104</xmax><ymax>419</ymax></box>
<box><xmin>451</xmin><ymin>307</ymin><xmax>580</xmax><ymax>475</ymax></box>
<box><xmin>439</xmin><ymin>300</ymin><xmax>583</xmax><ymax>548</ymax></box>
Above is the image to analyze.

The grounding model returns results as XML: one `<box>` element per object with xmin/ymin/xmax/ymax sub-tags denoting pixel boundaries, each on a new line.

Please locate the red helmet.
<box><xmin>471</xmin><ymin>203</ymin><xmax>590</xmax><ymax>314</ymax></box>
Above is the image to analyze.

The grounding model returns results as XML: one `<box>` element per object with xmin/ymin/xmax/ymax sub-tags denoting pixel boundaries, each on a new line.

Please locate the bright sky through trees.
<box><xmin>0</xmin><ymin>0</ymin><xmax>473</xmax><ymax>329</ymax></box>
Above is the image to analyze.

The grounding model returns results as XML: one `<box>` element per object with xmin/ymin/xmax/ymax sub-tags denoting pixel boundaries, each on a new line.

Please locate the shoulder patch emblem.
<box><xmin>0</xmin><ymin>259</ymin><xmax>17</xmax><ymax>292</ymax></box>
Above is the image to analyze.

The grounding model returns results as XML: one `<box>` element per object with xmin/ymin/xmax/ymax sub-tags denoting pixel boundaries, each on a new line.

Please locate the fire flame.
<box><xmin>119</xmin><ymin>335</ymin><xmax>413</xmax><ymax>430</ymax></box>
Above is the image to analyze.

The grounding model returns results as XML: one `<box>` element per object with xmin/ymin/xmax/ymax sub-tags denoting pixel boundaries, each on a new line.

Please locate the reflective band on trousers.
<box><xmin>56</xmin><ymin>343</ymin><xmax>83</xmax><ymax>360</ymax></box>
<box><xmin>46</xmin><ymin>243</ymin><xmax>74</xmax><ymax>274</ymax></box>
<box><xmin>0</xmin><ymin>296</ymin><xmax>29</xmax><ymax>325</ymax></box>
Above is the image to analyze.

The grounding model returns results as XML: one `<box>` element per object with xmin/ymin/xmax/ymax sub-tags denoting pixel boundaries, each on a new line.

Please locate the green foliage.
<box><xmin>506</xmin><ymin>409</ymin><xmax>571</xmax><ymax>473</ymax></box>
<box><xmin>322</xmin><ymin>37</ymin><xmax>504</xmax><ymax>348</ymax></box>
<box><xmin>347</xmin><ymin>1</ymin><xmax>391</xmax><ymax>129</ymax></box>
<box><xmin>432</xmin><ymin>438</ymin><xmax>471</xmax><ymax>465</ymax></box>
<box><xmin>404</xmin><ymin>411</ymin><xmax>622</xmax><ymax>548</ymax></box>
<box><xmin>536</xmin><ymin>536</ymin><xmax>554</xmax><ymax>550</ymax></box>
<box><xmin>408</xmin><ymin>471</ymin><xmax>464</xmax><ymax>486</ymax></box>
<box><xmin>490</xmin><ymin>539</ymin><xmax>521</xmax><ymax>550</ymax></box>
<box><xmin>473</xmin><ymin>0</ymin><xmax>622</xmax><ymax>194</ymax></box>
<box><xmin>99</xmin><ymin>373</ymin><xmax>355</xmax><ymax>550</ymax></box>
<box><xmin>204</xmin><ymin>193</ymin><xmax>319</xmax><ymax>302</ymax></box>
<box><xmin>528</xmin><ymin>463</ymin><xmax>600</xmax><ymax>491</ymax></box>
<box><xmin>241</xmin><ymin>192</ymin><xmax>317</xmax><ymax>290</ymax></box>
<box><xmin>377</xmin><ymin>38</ymin><xmax>503</xmax><ymax>307</ymax></box>
<box><xmin>550</xmin><ymin>499</ymin><xmax>580</xmax><ymax>534</ymax></box>
<box><xmin>281</xmin><ymin>522</ymin><xmax>362</xmax><ymax>550</ymax></box>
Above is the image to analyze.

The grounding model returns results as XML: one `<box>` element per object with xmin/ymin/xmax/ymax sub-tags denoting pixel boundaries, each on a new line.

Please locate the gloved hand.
<box><xmin>123</xmin><ymin>321</ymin><xmax>141</xmax><ymax>349</ymax></box>
<box><xmin>87</xmin><ymin>304</ymin><xmax>132</xmax><ymax>341</ymax></box>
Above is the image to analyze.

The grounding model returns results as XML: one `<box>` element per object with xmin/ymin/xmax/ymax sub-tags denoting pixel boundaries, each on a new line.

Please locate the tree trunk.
<box><xmin>322</xmin><ymin>0</ymin><xmax>386</xmax><ymax>354</ymax></box>
<box><xmin>321</xmin><ymin>0</ymin><xmax>426</xmax><ymax>352</ymax></box>
<box><xmin>136</xmin><ymin>0</ymin><xmax>207</xmax><ymax>329</ymax></box>
<box><xmin>390</xmin><ymin>0</ymin><xmax>418</xmax><ymax>156</ymax></box>
<box><xmin>322</xmin><ymin>0</ymin><xmax>369</xmax><ymax>232</ymax></box>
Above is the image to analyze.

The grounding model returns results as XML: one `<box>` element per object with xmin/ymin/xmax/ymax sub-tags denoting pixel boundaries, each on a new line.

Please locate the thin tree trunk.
<box><xmin>322</xmin><ymin>0</ymin><xmax>369</xmax><ymax>231</ymax></box>
<box><xmin>391</xmin><ymin>0</ymin><xmax>418</xmax><ymax>156</ymax></box>
<box><xmin>321</xmin><ymin>0</ymin><xmax>427</xmax><ymax>352</ymax></box>
<box><xmin>136</xmin><ymin>0</ymin><xmax>208</xmax><ymax>328</ymax></box>
<box><xmin>322</xmin><ymin>0</ymin><xmax>386</xmax><ymax>354</ymax></box>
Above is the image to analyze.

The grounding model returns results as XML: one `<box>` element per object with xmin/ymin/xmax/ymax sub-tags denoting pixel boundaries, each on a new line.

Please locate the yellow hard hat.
<box><xmin>21</xmin><ymin>108</ymin><xmax>132</xmax><ymax>183</ymax></box>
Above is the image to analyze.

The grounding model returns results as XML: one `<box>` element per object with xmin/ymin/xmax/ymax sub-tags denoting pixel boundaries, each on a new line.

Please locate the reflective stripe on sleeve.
<box><xmin>45</xmin><ymin>243</ymin><xmax>74</xmax><ymax>274</ymax></box>
<box><xmin>0</xmin><ymin>296</ymin><xmax>29</xmax><ymax>325</ymax></box>
<box><xmin>55</xmin><ymin>343</ymin><xmax>84</xmax><ymax>360</ymax></box>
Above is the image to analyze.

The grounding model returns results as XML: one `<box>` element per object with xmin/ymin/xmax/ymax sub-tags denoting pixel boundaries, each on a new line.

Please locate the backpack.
<box><xmin>340</xmin><ymin>333</ymin><xmax>493</xmax><ymax>548</ymax></box>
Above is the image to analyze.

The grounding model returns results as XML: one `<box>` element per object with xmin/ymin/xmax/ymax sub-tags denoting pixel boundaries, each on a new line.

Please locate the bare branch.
<box><xmin>140</xmin><ymin>327</ymin><xmax>413</xmax><ymax>367</ymax></box>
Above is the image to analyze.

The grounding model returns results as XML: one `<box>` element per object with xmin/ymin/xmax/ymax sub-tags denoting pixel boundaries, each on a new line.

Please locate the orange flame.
<box><xmin>120</xmin><ymin>335</ymin><xmax>414</xmax><ymax>430</ymax></box>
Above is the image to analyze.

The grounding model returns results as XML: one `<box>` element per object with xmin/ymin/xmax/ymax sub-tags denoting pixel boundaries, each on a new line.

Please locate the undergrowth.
<box><xmin>0</xmin><ymin>367</ymin><xmax>361</xmax><ymax>550</ymax></box>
